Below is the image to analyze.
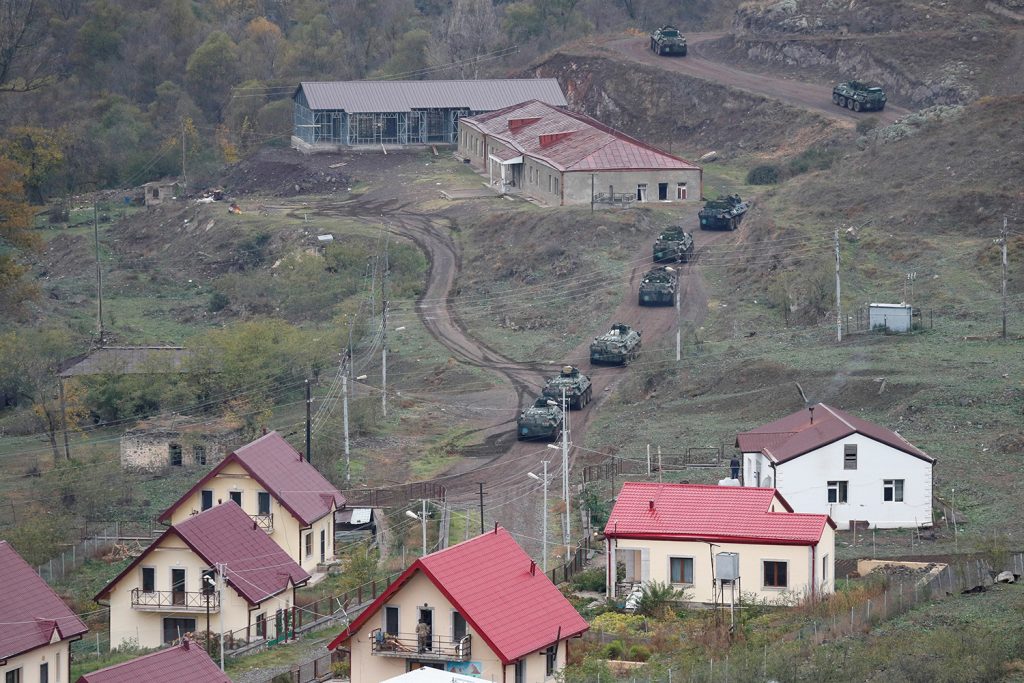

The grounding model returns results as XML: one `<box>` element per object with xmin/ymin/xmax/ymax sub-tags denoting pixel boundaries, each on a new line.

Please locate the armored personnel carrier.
<box><xmin>542</xmin><ymin>365</ymin><xmax>593</xmax><ymax>410</ymax></box>
<box><xmin>516</xmin><ymin>396</ymin><xmax>564</xmax><ymax>441</ymax></box>
<box><xmin>832</xmin><ymin>81</ymin><xmax>887</xmax><ymax>112</ymax></box>
<box><xmin>590</xmin><ymin>323</ymin><xmax>642</xmax><ymax>365</ymax></box>
<box><xmin>650</xmin><ymin>26</ymin><xmax>687</xmax><ymax>56</ymax></box>
<box><xmin>699</xmin><ymin>194</ymin><xmax>749</xmax><ymax>231</ymax></box>
<box><xmin>638</xmin><ymin>267</ymin><xmax>679</xmax><ymax>306</ymax></box>
<box><xmin>652</xmin><ymin>226</ymin><xmax>694</xmax><ymax>263</ymax></box>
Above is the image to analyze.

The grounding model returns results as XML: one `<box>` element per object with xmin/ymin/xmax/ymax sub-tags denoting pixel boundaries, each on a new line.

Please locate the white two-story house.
<box><xmin>737</xmin><ymin>403</ymin><xmax>935</xmax><ymax>529</ymax></box>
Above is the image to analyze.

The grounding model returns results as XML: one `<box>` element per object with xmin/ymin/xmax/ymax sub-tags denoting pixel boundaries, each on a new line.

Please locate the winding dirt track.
<box><xmin>607</xmin><ymin>33</ymin><xmax>911</xmax><ymax>125</ymax></box>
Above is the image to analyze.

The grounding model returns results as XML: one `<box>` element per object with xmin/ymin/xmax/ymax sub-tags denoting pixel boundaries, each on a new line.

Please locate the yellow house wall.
<box><xmin>166</xmin><ymin>462</ymin><xmax>335</xmax><ymax>573</ymax></box>
<box><xmin>106</xmin><ymin>533</ymin><xmax>293</xmax><ymax>649</ymax></box>
<box><xmin>0</xmin><ymin>640</ymin><xmax>73</xmax><ymax>683</ymax></box>
<box><xmin>347</xmin><ymin>570</ymin><xmax>568</xmax><ymax>683</ymax></box>
<box><xmin>610</xmin><ymin>530</ymin><xmax>835</xmax><ymax>604</ymax></box>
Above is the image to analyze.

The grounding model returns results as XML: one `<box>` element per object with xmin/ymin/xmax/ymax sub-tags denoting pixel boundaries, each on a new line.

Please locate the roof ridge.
<box><xmin>819</xmin><ymin>403</ymin><xmax>854</xmax><ymax>430</ymax></box>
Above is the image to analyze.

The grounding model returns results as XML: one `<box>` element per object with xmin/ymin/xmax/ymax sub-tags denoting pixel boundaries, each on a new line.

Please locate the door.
<box><xmin>419</xmin><ymin>607</ymin><xmax>433</xmax><ymax>651</ymax></box>
<box><xmin>171</xmin><ymin>568</ymin><xmax>186</xmax><ymax>605</ymax></box>
<box><xmin>658</xmin><ymin>183</ymin><xmax>668</xmax><ymax>200</ymax></box>
<box><xmin>258</xmin><ymin>491</ymin><xmax>271</xmax><ymax>516</ymax></box>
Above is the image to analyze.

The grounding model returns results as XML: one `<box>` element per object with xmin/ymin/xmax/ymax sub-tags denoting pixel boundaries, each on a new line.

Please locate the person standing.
<box><xmin>729</xmin><ymin>456</ymin><xmax>741</xmax><ymax>481</ymax></box>
<box><xmin>416</xmin><ymin>618</ymin><xmax>431</xmax><ymax>653</ymax></box>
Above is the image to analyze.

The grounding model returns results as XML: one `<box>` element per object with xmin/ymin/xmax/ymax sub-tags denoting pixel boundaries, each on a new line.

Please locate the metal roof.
<box><xmin>76</xmin><ymin>640</ymin><xmax>229</xmax><ymax>683</ymax></box>
<box><xmin>296</xmin><ymin>79</ymin><xmax>567</xmax><ymax>113</ymax></box>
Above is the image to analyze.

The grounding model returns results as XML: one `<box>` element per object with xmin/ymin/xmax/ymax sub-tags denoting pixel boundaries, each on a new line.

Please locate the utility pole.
<box><xmin>217</xmin><ymin>562</ymin><xmax>226</xmax><ymax>671</ymax></box>
<box><xmin>181</xmin><ymin>118</ymin><xmax>187</xmax><ymax>198</ymax></box>
<box><xmin>342</xmin><ymin>375</ymin><xmax>350</xmax><ymax>484</ymax></box>
<box><xmin>94</xmin><ymin>200</ymin><xmax>104</xmax><ymax>343</ymax></box>
<box><xmin>1000</xmin><ymin>216</ymin><xmax>1009</xmax><ymax>339</ymax></box>
<box><xmin>58</xmin><ymin>378</ymin><xmax>70</xmax><ymax>460</ymax></box>
<box><xmin>561</xmin><ymin>386</ymin><xmax>570</xmax><ymax>560</ymax></box>
<box><xmin>528</xmin><ymin>461</ymin><xmax>551</xmax><ymax>572</ymax></box>
<box><xmin>834</xmin><ymin>227</ymin><xmax>842</xmax><ymax>342</ymax></box>
<box><xmin>477</xmin><ymin>483</ymin><xmax>485</xmax><ymax>534</ymax></box>
<box><xmin>675</xmin><ymin>266</ymin><xmax>682</xmax><ymax>361</ymax></box>
<box><xmin>304</xmin><ymin>379</ymin><xmax>312</xmax><ymax>462</ymax></box>
<box><xmin>381</xmin><ymin>302</ymin><xmax>388</xmax><ymax>418</ymax></box>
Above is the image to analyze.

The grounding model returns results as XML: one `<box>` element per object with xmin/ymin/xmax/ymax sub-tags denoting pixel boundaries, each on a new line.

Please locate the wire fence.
<box><xmin>37</xmin><ymin>520</ymin><xmax>162</xmax><ymax>584</ymax></box>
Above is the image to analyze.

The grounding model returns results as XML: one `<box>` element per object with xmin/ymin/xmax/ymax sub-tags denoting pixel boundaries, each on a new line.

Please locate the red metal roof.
<box><xmin>327</xmin><ymin>527</ymin><xmax>588</xmax><ymax>663</ymax></box>
<box><xmin>158</xmin><ymin>431</ymin><xmax>344</xmax><ymax>526</ymax></box>
<box><xmin>462</xmin><ymin>100</ymin><xmax>701</xmax><ymax>173</ymax></box>
<box><xmin>0</xmin><ymin>541</ymin><xmax>88</xmax><ymax>661</ymax></box>
<box><xmin>75</xmin><ymin>639</ymin><xmax>229</xmax><ymax>683</ymax></box>
<box><xmin>736</xmin><ymin>403</ymin><xmax>934</xmax><ymax>464</ymax></box>
<box><xmin>98</xmin><ymin>502</ymin><xmax>309</xmax><ymax>606</ymax></box>
<box><xmin>604</xmin><ymin>483</ymin><xmax>833</xmax><ymax>545</ymax></box>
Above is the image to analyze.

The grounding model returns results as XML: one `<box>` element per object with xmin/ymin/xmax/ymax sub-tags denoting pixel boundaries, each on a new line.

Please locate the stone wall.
<box><xmin>119</xmin><ymin>431</ymin><xmax>233</xmax><ymax>472</ymax></box>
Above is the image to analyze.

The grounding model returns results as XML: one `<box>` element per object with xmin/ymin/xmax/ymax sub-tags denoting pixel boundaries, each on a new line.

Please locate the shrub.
<box><xmin>208</xmin><ymin>290</ymin><xmax>229</xmax><ymax>312</ymax></box>
<box><xmin>635</xmin><ymin>581</ymin><xmax>688</xmax><ymax>618</ymax></box>
<box><xmin>747</xmin><ymin>165</ymin><xmax>781</xmax><ymax>185</ymax></box>
<box><xmin>571</xmin><ymin>567</ymin><xmax>606</xmax><ymax>592</ymax></box>
<box><xmin>627</xmin><ymin>644</ymin><xmax>651</xmax><ymax>662</ymax></box>
<box><xmin>856</xmin><ymin>117</ymin><xmax>881</xmax><ymax>134</ymax></box>
<box><xmin>591</xmin><ymin>612</ymin><xmax>646</xmax><ymax>634</ymax></box>
<box><xmin>603</xmin><ymin>639</ymin><xmax>625</xmax><ymax>659</ymax></box>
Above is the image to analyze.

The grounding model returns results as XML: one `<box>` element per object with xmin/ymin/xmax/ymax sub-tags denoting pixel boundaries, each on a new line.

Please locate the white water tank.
<box><xmin>716</xmin><ymin>552</ymin><xmax>740</xmax><ymax>581</ymax></box>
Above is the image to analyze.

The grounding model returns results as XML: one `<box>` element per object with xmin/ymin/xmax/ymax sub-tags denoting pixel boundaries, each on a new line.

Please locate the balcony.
<box><xmin>370</xmin><ymin>628</ymin><xmax>471</xmax><ymax>662</ymax></box>
<box><xmin>131</xmin><ymin>588</ymin><xmax>220</xmax><ymax>612</ymax></box>
<box><xmin>250</xmin><ymin>513</ymin><xmax>274</xmax><ymax>533</ymax></box>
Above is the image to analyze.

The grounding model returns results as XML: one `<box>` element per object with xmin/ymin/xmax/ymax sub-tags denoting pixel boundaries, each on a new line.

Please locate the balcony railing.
<box><xmin>370</xmin><ymin>628</ymin><xmax>471</xmax><ymax>661</ymax></box>
<box><xmin>250</xmin><ymin>513</ymin><xmax>274</xmax><ymax>533</ymax></box>
<box><xmin>131</xmin><ymin>588</ymin><xmax>220</xmax><ymax>612</ymax></box>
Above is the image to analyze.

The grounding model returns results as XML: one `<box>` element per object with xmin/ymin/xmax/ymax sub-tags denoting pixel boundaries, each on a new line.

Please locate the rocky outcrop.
<box><xmin>734</xmin><ymin>0</ymin><xmax>979</xmax><ymax>36</ymax></box>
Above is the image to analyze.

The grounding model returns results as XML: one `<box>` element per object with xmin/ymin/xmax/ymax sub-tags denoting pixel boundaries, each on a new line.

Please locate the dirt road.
<box><xmin>606</xmin><ymin>33</ymin><xmax>911</xmax><ymax>125</ymax></box>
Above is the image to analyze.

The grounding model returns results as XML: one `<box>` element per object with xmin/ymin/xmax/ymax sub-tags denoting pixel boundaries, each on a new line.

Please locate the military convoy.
<box><xmin>652</xmin><ymin>226</ymin><xmax>694</xmax><ymax>263</ymax></box>
<box><xmin>590</xmin><ymin>323</ymin><xmax>643</xmax><ymax>365</ymax></box>
<box><xmin>638</xmin><ymin>267</ymin><xmax>678</xmax><ymax>306</ymax></box>
<box><xmin>516</xmin><ymin>396</ymin><xmax>564</xmax><ymax>441</ymax></box>
<box><xmin>699</xmin><ymin>194</ymin><xmax>749</xmax><ymax>231</ymax></box>
<box><xmin>832</xmin><ymin>81</ymin><xmax>887</xmax><ymax>112</ymax></box>
<box><xmin>650</xmin><ymin>26</ymin><xmax>687</xmax><ymax>56</ymax></box>
<box><xmin>542</xmin><ymin>365</ymin><xmax>593</xmax><ymax>410</ymax></box>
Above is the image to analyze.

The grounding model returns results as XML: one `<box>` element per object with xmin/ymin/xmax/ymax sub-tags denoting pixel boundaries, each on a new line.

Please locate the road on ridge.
<box><xmin>606</xmin><ymin>33</ymin><xmax>911</xmax><ymax>125</ymax></box>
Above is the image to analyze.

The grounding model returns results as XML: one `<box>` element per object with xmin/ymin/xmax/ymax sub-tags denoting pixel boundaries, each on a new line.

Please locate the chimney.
<box><xmin>530</xmin><ymin>560</ymin><xmax>536</xmax><ymax>576</ymax></box>
<box><xmin>508</xmin><ymin>117</ymin><xmax>541</xmax><ymax>133</ymax></box>
<box><xmin>649</xmin><ymin>500</ymin><xmax>655</xmax><ymax>512</ymax></box>
<box><xmin>182</xmin><ymin>637</ymin><xmax>190</xmax><ymax>650</ymax></box>
<box><xmin>809</xmin><ymin>405</ymin><xmax>816</xmax><ymax>424</ymax></box>
<box><xmin>494</xmin><ymin>522</ymin><xmax>499</xmax><ymax>534</ymax></box>
<box><xmin>261</xmin><ymin>425</ymin><xmax>268</xmax><ymax>435</ymax></box>
<box><xmin>538</xmin><ymin>131</ymin><xmax>574</xmax><ymax>148</ymax></box>
<box><xmin>253</xmin><ymin>520</ymin><xmax>258</xmax><ymax>531</ymax></box>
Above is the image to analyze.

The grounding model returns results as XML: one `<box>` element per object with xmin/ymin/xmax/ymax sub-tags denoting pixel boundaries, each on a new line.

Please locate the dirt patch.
<box><xmin>221</xmin><ymin>147</ymin><xmax>353</xmax><ymax>198</ymax></box>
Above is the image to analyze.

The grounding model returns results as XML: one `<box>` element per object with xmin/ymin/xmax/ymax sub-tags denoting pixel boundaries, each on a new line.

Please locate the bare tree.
<box><xmin>0</xmin><ymin>0</ymin><xmax>61</xmax><ymax>92</ymax></box>
<box><xmin>438</xmin><ymin>0</ymin><xmax>503</xmax><ymax>79</ymax></box>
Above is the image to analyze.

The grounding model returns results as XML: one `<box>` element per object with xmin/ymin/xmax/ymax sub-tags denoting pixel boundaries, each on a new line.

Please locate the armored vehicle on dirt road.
<box><xmin>542</xmin><ymin>365</ymin><xmax>593</xmax><ymax>410</ymax></box>
<box><xmin>650</xmin><ymin>26</ymin><xmax>687</xmax><ymax>56</ymax></box>
<box><xmin>590</xmin><ymin>323</ymin><xmax>642</xmax><ymax>365</ymax></box>
<box><xmin>699</xmin><ymin>194</ymin><xmax>749</xmax><ymax>231</ymax></box>
<box><xmin>652</xmin><ymin>226</ymin><xmax>694</xmax><ymax>263</ymax></box>
<box><xmin>832</xmin><ymin>81</ymin><xmax>887</xmax><ymax>112</ymax></box>
<box><xmin>516</xmin><ymin>396</ymin><xmax>564</xmax><ymax>441</ymax></box>
<box><xmin>639</xmin><ymin>267</ymin><xmax>679</xmax><ymax>306</ymax></box>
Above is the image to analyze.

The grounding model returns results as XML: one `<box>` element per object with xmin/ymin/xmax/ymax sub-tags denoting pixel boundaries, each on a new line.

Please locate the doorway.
<box><xmin>637</xmin><ymin>184</ymin><xmax>648</xmax><ymax>202</ymax></box>
<box><xmin>418</xmin><ymin>607</ymin><xmax>433</xmax><ymax>652</ymax></box>
<box><xmin>658</xmin><ymin>183</ymin><xmax>668</xmax><ymax>200</ymax></box>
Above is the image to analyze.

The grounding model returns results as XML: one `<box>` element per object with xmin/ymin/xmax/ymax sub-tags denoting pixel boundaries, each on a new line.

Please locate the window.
<box><xmin>669</xmin><ymin>557</ymin><xmax>694</xmax><ymax>585</ymax></box>
<box><xmin>141</xmin><ymin>566</ymin><xmax>155</xmax><ymax>593</ymax></box>
<box><xmin>844</xmin><ymin>444</ymin><xmax>858</xmax><ymax>470</ymax></box>
<box><xmin>676</xmin><ymin>183</ymin><xmax>687</xmax><ymax>200</ymax></box>
<box><xmin>169</xmin><ymin>444</ymin><xmax>182</xmax><ymax>466</ymax></box>
<box><xmin>193</xmin><ymin>445</ymin><xmax>207</xmax><ymax>465</ymax></box>
<box><xmin>827</xmin><ymin>480</ymin><xmax>848</xmax><ymax>504</ymax></box>
<box><xmin>5</xmin><ymin>669</ymin><xmax>21</xmax><ymax>683</ymax></box>
<box><xmin>202</xmin><ymin>569</ymin><xmax>216</xmax><ymax>595</ymax></box>
<box><xmin>201</xmin><ymin>490</ymin><xmax>213</xmax><ymax>511</ymax></box>
<box><xmin>384</xmin><ymin>606</ymin><xmax>399</xmax><ymax>635</ymax></box>
<box><xmin>229</xmin><ymin>490</ymin><xmax>242</xmax><ymax>507</ymax></box>
<box><xmin>304</xmin><ymin>532</ymin><xmax>313</xmax><ymax>557</ymax></box>
<box><xmin>452</xmin><ymin>611</ymin><xmax>467</xmax><ymax>640</ymax></box>
<box><xmin>257</xmin><ymin>491</ymin><xmax>271</xmax><ymax>516</ymax></box>
<box><xmin>514</xmin><ymin>659</ymin><xmax>526</xmax><ymax>683</ymax></box>
<box><xmin>545</xmin><ymin>644</ymin><xmax>557</xmax><ymax>676</ymax></box>
<box><xmin>658</xmin><ymin>182</ymin><xmax>668</xmax><ymax>200</ymax></box>
<box><xmin>39</xmin><ymin>663</ymin><xmax>48</xmax><ymax>683</ymax></box>
<box><xmin>822</xmin><ymin>554</ymin><xmax>830</xmax><ymax>586</ymax></box>
<box><xmin>554</xmin><ymin>177</ymin><xmax>559</xmax><ymax>195</ymax></box>
<box><xmin>883</xmin><ymin>479</ymin><xmax>904</xmax><ymax>502</ymax></box>
<box><xmin>637</xmin><ymin>183</ymin><xmax>648</xmax><ymax>202</ymax></box>
<box><xmin>256</xmin><ymin>612</ymin><xmax>267</xmax><ymax>638</ymax></box>
<box><xmin>763</xmin><ymin>560</ymin><xmax>788</xmax><ymax>588</ymax></box>
<box><xmin>161</xmin><ymin>617</ymin><xmax>196</xmax><ymax>645</ymax></box>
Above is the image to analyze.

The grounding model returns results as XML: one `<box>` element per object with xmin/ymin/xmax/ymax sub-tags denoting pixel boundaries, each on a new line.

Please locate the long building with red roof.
<box><xmin>458</xmin><ymin>99</ymin><xmax>702</xmax><ymax>207</ymax></box>
<box><xmin>736</xmin><ymin>403</ymin><xmax>935</xmax><ymax>529</ymax></box>
<box><xmin>74</xmin><ymin>639</ymin><xmax>228</xmax><ymax>683</ymax></box>
<box><xmin>604</xmin><ymin>483</ymin><xmax>835</xmax><ymax>604</ymax></box>
<box><xmin>327</xmin><ymin>527</ymin><xmax>588</xmax><ymax>683</ymax></box>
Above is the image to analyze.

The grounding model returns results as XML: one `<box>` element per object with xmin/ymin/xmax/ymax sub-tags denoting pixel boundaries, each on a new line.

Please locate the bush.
<box><xmin>746</xmin><ymin>165</ymin><xmax>781</xmax><ymax>184</ymax></box>
<box><xmin>786</xmin><ymin>146</ymin><xmax>840</xmax><ymax>177</ymax></box>
<box><xmin>603</xmin><ymin>639</ymin><xmax>625</xmax><ymax>659</ymax></box>
<box><xmin>627</xmin><ymin>644</ymin><xmax>651</xmax><ymax>662</ymax></box>
<box><xmin>571</xmin><ymin>567</ymin><xmax>606</xmax><ymax>592</ymax></box>
<box><xmin>591</xmin><ymin>612</ymin><xmax>646</xmax><ymax>634</ymax></box>
<box><xmin>208</xmin><ymin>290</ymin><xmax>229</xmax><ymax>312</ymax></box>
<box><xmin>856</xmin><ymin>117</ymin><xmax>880</xmax><ymax>134</ymax></box>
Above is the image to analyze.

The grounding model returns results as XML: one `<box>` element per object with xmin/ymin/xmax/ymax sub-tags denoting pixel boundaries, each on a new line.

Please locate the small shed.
<box><xmin>141</xmin><ymin>180</ymin><xmax>179</xmax><ymax>206</ymax></box>
<box><xmin>120</xmin><ymin>417</ymin><xmax>243</xmax><ymax>472</ymax></box>
<box><xmin>869</xmin><ymin>303</ymin><xmax>913</xmax><ymax>333</ymax></box>
<box><xmin>335</xmin><ymin>507</ymin><xmax>376</xmax><ymax>541</ymax></box>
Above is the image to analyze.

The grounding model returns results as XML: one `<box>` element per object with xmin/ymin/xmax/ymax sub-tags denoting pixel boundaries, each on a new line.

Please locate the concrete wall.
<box><xmin>742</xmin><ymin>433</ymin><xmax>933</xmax><ymax>529</ymax></box>
<box><xmin>0</xmin><ymin>640</ymin><xmax>73</xmax><ymax>683</ymax></box>
<box><xmin>563</xmin><ymin>169</ymin><xmax>702</xmax><ymax>206</ymax></box>
<box><xmin>347</xmin><ymin>570</ymin><xmax>567</xmax><ymax>683</ymax></box>
<box><xmin>607</xmin><ymin>528</ymin><xmax>835</xmax><ymax>604</ymax></box>
<box><xmin>120</xmin><ymin>432</ymin><xmax>230</xmax><ymax>472</ymax></box>
<box><xmin>166</xmin><ymin>462</ymin><xmax>336</xmax><ymax>574</ymax></box>
<box><xmin>458</xmin><ymin>125</ymin><xmax>488</xmax><ymax>169</ymax></box>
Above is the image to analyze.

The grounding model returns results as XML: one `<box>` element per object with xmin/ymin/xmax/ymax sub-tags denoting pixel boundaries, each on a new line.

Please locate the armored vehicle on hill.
<box><xmin>639</xmin><ymin>267</ymin><xmax>679</xmax><ymax>306</ymax></box>
<box><xmin>542</xmin><ymin>366</ymin><xmax>593</xmax><ymax>410</ymax></box>
<box><xmin>590</xmin><ymin>323</ymin><xmax>642</xmax><ymax>365</ymax></box>
<box><xmin>650</xmin><ymin>26</ymin><xmax>687</xmax><ymax>56</ymax></box>
<box><xmin>516</xmin><ymin>396</ymin><xmax>564</xmax><ymax>441</ymax></box>
<box><xmin>832</xmin><ymin>81</ymin><xmax>887</xmax><ymax>112</ymax></box>
<box><xmin>652</xmin><ymin>226</ymin><xmax>694</xmax><ymax>263</ymax></box>
<box><xmin>699</xmin><ymin>194</ymin><xmax>749</xmax><ymax>231</ymax></box>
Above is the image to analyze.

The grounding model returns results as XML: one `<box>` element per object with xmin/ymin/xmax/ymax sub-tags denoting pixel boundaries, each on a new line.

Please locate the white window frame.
<box><xmin>668</xmin><ymin>556</ymin><xmax>694</xmax><ymax>585</ymax></box>
<box><xmin>827</xmin><ymin>480</ymin><xmax>848</xmax><ymax>504</ymax></box>
<box><xmin>304</xmin><ymin>532</ymin><xmax>313</xmax><ymax>557</ymax></box>
<box><xmin>883</xmin><ymin>479</ymin><xmax>904</xmax><ymax>502</ymax></box>
<box><xmin>676</xmin><ymin>182</ymin><xmax>687</xmax><ymax>200</ymax></box>
<box><xmin>762</xmin><ymin>559</ymin><xmax>789</xmax><ymax>590</ymax></box>
<box><xmin>637</xmin><ymin>183</ymin><xmax>648</xmax><ymax>202</ymax></box>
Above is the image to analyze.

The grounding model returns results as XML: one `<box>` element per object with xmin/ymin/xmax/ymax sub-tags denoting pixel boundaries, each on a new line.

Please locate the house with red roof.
<box><xmin>458</xmin><ymin>100</ymin><xmax>702</xmax><ymax>207</ymax></box>
<box><xmin>604</xmin><ymin>483</ymin><xmax>835</xmax><ymax>604</ymax></box>
<box><xmin>736</xmin><ymin>403</ymin><xmax>935</xmax><ymax>529</ymax></box>
<box><xmin>1</xmin><ymin>541</ymin><xmax>88</xmax><ymax>683</ymax></box>
<box><xmin>327</xmin><ymin>527</ymin><xmax>588</xmax><ymax>683</ymax></box>
<box><xmin>96</xmin><ymin>501</ymin><xmax>310</xmax><ymax>649</ymax></box>
<box><xmin>74</xmin><ymin>638</ymin><xmax>228</xmax><ymax>683</ymax></box>
<box><xmin>158</xmin><ymin>431</ymin><xmax>345</xmax><ymax>574</ymax></box>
